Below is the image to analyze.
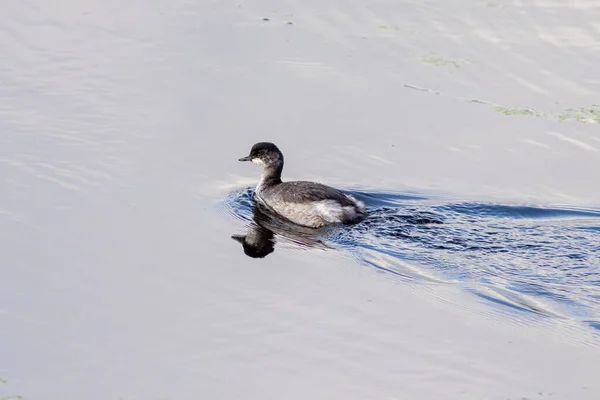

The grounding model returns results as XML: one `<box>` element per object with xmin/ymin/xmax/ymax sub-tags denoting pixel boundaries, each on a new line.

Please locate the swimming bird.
<box><xmin>239</xmin><ymin>142</ymin><xmax>366</xmax><ymax>228</ymax></box>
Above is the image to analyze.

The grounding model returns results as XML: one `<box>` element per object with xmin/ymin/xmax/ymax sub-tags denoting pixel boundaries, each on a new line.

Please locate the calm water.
<box><xmin>225</xmin><ymin>188</ymin><xmax>600</xmax><ymax>331</ymax></box>
<box><xmin>3</xmin><ymin>0</ymin><xmax>600</xmax><ymax>398</ymax></box>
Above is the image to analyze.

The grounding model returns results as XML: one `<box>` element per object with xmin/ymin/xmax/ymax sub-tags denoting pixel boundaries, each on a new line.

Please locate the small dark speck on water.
<box><xmin>263</xmin><ymin>17</ymin><xmax>270</xmax><ymax>21</ymax></box>
<box><xmin>287</xmin><ymin>21</ymin><xmax>294</xmax><ymax>25</ymax></box>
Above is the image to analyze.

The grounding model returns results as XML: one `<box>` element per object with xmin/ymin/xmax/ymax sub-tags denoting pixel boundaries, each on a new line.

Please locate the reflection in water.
<box><xmin>232</xmin><ymin>225</ymin><xmax>275</xmax><ymax>258</ymax></box>
<box><xmin>223</xmin><ymin>187</ymin><xmax>600</xmax><ymax>332</ymax></box>
<box><xmin>231</xmin><ymin>203</ymin><xmax>330</xmax><ymax>258</ymax></box>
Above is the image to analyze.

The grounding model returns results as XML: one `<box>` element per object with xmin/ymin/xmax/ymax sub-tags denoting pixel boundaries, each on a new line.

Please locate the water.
<box><xmin>3</xmin><ymin>0</ymin><xmax>600</xmax><ymax>398</ymax></box>
<box><xmin>225</xmin><ymin>188</ymin><xmax>600</xmax><ymax>331</ymax></box>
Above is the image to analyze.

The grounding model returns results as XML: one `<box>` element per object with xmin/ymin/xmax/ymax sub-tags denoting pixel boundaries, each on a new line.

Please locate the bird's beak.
<box><xmin>238</xmin><ymin>155</ymin><xmax>252</xmax><ymax>162</ymax></box>
<box><xmin>231</xmin><ymin>234</ymin><xmax>246</xmax><ymax>243</ymax></box>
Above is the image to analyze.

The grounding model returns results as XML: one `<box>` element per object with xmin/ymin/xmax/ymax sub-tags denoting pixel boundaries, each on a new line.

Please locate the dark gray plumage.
<box><xmin>260</xmin><ymin>181</ymin><xmax>358</xmax><ymax>206</ymax></box>
<box><xmin>239</xmin><ymin>142</ymin><xmax>366</xmax><ymax>228</ymax></box>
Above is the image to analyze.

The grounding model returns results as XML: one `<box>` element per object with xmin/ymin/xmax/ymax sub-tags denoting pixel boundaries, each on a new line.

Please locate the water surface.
<box><xmin>226</xmin><ymin>188</ymin><xmax>600</xmax><ymax>331</ymax></box>
<box><xmin>2</xmin><ymin>0</ymin><xmax>600</xmax><ymax>399</ymax></box>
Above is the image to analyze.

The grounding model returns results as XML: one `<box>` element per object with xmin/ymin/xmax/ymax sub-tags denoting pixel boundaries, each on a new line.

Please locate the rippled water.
<box><xmin>224</xmin><ymin>188</ymin><xmax>600</xmax><ymax>331</ymax></box>
<box><xmin>4</xmin><ymin>0</ymin><xmax>600</xmax><ymax>397</ymax></box>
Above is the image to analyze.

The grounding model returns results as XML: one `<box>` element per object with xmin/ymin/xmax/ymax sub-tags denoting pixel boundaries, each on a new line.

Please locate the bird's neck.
<box><xmin>256</xmin><ymin>164</ymin><xmax>282</xmax><ymax>193</ymax></box>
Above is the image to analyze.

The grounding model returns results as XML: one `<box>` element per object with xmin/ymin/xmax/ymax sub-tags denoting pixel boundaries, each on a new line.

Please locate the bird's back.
<box><xmin>257</xmin><ymin>181</ymin><xmax>365</xmax><ymax>228</ymax></box>
<box><xmin>261</xmin><ymin>181</ymin><xmax>355</xmax><ymax>205</ymax></box>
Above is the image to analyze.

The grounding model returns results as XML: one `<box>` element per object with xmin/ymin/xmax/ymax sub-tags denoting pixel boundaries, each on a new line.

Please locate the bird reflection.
<box><xmin>232</xmin><ymin>203</ymin><xmax>330</xmax><ymax>258</ymax></box>
<box><xmin>231</xmin><ymin>224</ymin><xmax>275</xmax><ymax>258</ymax></box>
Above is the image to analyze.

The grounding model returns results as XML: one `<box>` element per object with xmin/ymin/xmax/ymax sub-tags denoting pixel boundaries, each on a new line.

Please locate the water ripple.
<box><xmin>222</xmin><ymin>188</ymin><xmax>600</xmax><ymax>333</ymax></box>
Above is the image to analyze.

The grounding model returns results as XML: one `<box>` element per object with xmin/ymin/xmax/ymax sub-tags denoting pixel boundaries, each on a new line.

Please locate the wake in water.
<box><xmin>221</xmin><ymin>187</ymin><xmax>600</xmax><ymax>332</ymax></box>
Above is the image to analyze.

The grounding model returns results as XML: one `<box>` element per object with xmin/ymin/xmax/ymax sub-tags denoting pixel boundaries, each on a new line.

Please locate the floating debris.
<box><xmin>423</xmin><ymin>55</ymin><xmax>469</xmax><ymax>68</ymax></box>
<box><xmin>404</xmin><ymin>84</ymin><xmax>441</xmax><ymax>95</ymax></box>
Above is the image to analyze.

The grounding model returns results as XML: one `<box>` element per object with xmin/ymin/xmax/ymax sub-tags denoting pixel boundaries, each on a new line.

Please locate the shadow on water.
<box><xmin>222</xmin><ymin>187</ymin><xmax>600</xmax><ymax>332</ymax></box>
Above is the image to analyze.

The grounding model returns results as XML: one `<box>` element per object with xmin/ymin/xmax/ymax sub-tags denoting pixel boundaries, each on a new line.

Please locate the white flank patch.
<box><xmin>315</xmin><ymin>200</ymin><xmax>345</xmax><ymax>223</ymax></box>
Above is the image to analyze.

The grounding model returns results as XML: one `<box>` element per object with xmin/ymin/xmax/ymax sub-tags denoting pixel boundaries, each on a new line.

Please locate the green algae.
<box><xmin>493</xmin><ymin>104</ymin><xmax>600</xmax><ymax>124</ymax></box>
<box><xmin>0</xmin><ymin>377</ymin><xmax>22</xmax><ymax>400</ymax></box>
<box><xmin>493</xmin><ymin>106</ymin><xmax>546</xmax><ymax>118</ymax></box>
<box><xmin>559</xmin><ymin>105</ymin><xmax>600</xmax><ymax>124</ymax></box>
